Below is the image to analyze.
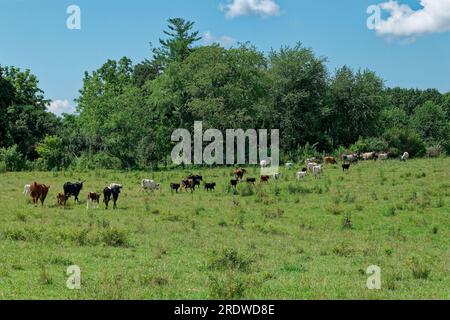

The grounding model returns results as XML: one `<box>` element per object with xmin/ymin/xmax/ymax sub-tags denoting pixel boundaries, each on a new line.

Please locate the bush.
<box><xmin>383</xmin><ymin>128</ymin><xmax>426</xmax><ymax>157</ymax></box>
<box><xmin>349</xmin><ymin>137</ymin><xmax>388</xmax><ymax>153</ymax></box>
<box><xmin>426</xmin><ymin>144</ymin><xmax>446</xmax><ymax>158</ymax></box>
<box><xmin>0</xmin><ymin>145</ymin><xmax>26</xmax><ymax>171</ymax></box>
<box><xmin>70</xmin><ymin>152</ymin><xmax>123</xmax><ymax>170</ymax></box>
<box><xmin>36</xmin><ymin>135</ymin><xmax>68</xmax><ymax>170</ymax></box>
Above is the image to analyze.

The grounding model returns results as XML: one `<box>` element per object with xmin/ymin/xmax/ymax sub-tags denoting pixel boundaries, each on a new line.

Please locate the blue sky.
<box><xmin>1</xmin><ymin>0</ymin><xmax>449</xmax><ymax>115</ymax></box>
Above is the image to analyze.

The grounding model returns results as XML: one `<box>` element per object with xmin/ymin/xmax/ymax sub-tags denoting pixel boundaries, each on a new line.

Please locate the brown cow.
<box><xmin>234</xmin><ymin>168</ymin><xmax>246</xmax><ymax>180</ymax></box>
<box><xmin>57</xmin><ymin>193</ymin><xmax>69</xmax><ymax>207</ymax></box>
<box><xmin>324</xmin><ymin>156</ymin><xmax>337</xmax><ymax>164</ymax></box>
<box><xmin>181</xmin><ymin>179</ymin><xmax>195</xmax><ymax>192</ymax></box>
<box><xmin>87</xmin><ymin>192</ymin><xmax>101</xmax><ymax>209</ymax></box>
<box><xmin>30</xmin><ymin>182</ymin><xmax>50</xmax><ymax>207</ymax></box>
<box><xmin>260</xmin><ymin>175</ymin><xmax>270</xmax><ymax>183</ymax></box>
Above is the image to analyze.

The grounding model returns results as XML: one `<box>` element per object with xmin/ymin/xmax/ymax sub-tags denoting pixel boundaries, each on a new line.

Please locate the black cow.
<box><xmin>230</xmin><ymin>179</ymin><xmax>239</xmax><ymax>188</ymax></box>
<box><xmin>63</xmin><ymin>181</ymin><xmax>84</xmax><ymax>203</ymax></box>
<box><xmin>204</xmin><ymin>183</ymin><xmax>216</xmax><ymax>192</ymax></box>
<box><xmin>342</xmin><ymin>163</ymin><xmax>351</xmax><ymax>172</ymax></box>
<box><xmin>246</xmin><ymin>178</ymin><xmax>256</xmax><ymax>184</ymax></box>
<box><xmin>170</xmin><ymin>183</ymin><xmax>181</xmax><ymax>193</ymax></box>
<box><xmin>182</xmin><ymin>179</ymin><xmax>195</xmax><ymax>192</ymax></box>
<box><xmin>103</xmin><ymin>185</ymin><xmax>122</xmax><ymax>209</ymax></box>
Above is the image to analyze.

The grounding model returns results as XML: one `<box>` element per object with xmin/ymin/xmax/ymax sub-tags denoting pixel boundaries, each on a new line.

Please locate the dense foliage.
<box><xmin>1</xmin><ymin>18</ymin><xmax>449</xmax><ymax>171</ymax></box>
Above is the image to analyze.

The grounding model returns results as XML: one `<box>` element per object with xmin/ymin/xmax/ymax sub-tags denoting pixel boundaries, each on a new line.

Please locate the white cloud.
<box><xmin>203</xmin><ymin>31</ymin><xmax>237</xmax><ymax>47</ymax></box>
<box><xmin>220</xmin><ymin>0</ymin><xmax>280</xmax><ymax>19</ymax></box>
<box><xmin>375</xmin><ymin>0</ymin><xmax>450</xmax><ymax>37</ymax></box>
<box><xmin>47</xmin><ymin>99</ymin><xmax>75</xmax><ymax>116</ymax></box>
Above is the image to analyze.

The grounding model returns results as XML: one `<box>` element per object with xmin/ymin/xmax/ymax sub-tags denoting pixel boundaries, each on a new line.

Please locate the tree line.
<box><xmin>1</xmin><ymin>18</ymin><xmax>449</xmax><ymax>171</ymax></box>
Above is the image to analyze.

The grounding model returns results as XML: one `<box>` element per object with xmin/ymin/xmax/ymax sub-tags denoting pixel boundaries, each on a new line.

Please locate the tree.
<box><xmin>36</xmin><ymin>135</ymin><xmax>66</xmax><ymax>170</ymax></box>
<box><xmin>268</xmin><ymin>43</ymin><xmax>329</xmax><ymax>151</ymax></box>
<box><xmin>327</xmin><ymin>66</ymin><xmax>385</xmax><ymax>147</ymax></box>
<box><xmin>411</xmin><ymin>101</ymin><xmax>450</xmax><ymax>150</ymax></box>
<box><xmin>152</xmin><ymin>18</ymin><xmax>201</xmax><ymax>71</ymax></box>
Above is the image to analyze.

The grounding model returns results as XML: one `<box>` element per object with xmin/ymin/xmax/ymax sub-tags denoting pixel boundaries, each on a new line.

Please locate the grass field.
<box><xmin>0</xmin><ymin>158</ymin><xmax>449</xmax><ymax>299</ymax></box>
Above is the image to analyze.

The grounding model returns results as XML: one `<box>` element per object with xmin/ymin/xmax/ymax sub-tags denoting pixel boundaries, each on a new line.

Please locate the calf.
<box><xmin>141</xmin><ymin>179</ymin><xmax>160</xmax><ymax>192</ymax></box>
<box><xmin>30</xmin><ymin>182</ymin><xmax>50</xmax><ymax>207</ymax></box>
<box><xmin>234</xmin><ymin>168</ymin><xmax>246</xmax><ymax>180</ymax></box>
<box><xmin>204</xmin><ymin>183</ymin><xmax>216</xmax><ymax>192</ymax></box>
<box><xmin>260</xmin><ymin>175</ymin><xmax>270</xmax><ymax>183</ymax></box>
<box><xmin>63</xmin><ymin>181</ymin><xmax>84</xmax><ymax>203</ymax></box>
<box><xmin>23</xmin><ymin>184</ymin><xmax>31</xmax><ymax>196</ymax></box>
<box><xmin>87</xmin><ymin>192</ymin><xmax>101</xmax><ymax>209</ymax></box>
<box><xmin>230</xmin><ymin>179</ymin><xmax>239</xmax><ymax>188</ymax></box>
<box><xmin>307</xmin><ymin>162</ymin><xmax>318</xmax><ymax>173</ymax></box>
<box><xmin>274</xmin><ymin>173</ymin><xmax>282</xmax><ymax>181</ymax></box>
<box><xmin>57</xmin><ymin>193</ymin><xmax>69</xmax><ymax>207</ymax></box>
<box><xmin>103</xmin><ymin>184</ymin><xmax>122</xmax><ymax>210</ymax></box>
<box><xmin>342</xmin><ymin>163</ymin><xmax>351</xmax><ymax>172</ymax></box>
<box><xmin>296</xmin><ymin>171</ymin><xmax>307</xmax><ymax>180</ymax></box>
<box><xmin>313</xmin><ymin>165</ymin><xmax>323</xmax><ymax>178</ymax></box>
<box><xmin>170</xmin><ymin>183</ymin><xmax>181</xmax><ymax>193</ymax></box>
<box><xmin>246</xmin><ymin>178</ymin><xmax>256</xmax><ymax>185</ymax></box>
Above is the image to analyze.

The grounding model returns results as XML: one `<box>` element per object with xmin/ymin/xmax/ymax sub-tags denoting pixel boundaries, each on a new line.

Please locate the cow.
<box><xmin>141</xmin><ymin>179</ymin><xmax>160</xmax><ymax>192</ymax></box>
<box><xmin>181</xmin><ymin>179</ymin><xmax>195</xmax><ymax>192</ymax></box>
<box><xmin>313</xmin><ymin>165</ymin><xmax>323</xmax><ymax>178</ymax></box>
<box><xmin>87</xmin><ymin>192</ymin><xmax>101</xmax><ymax>209</ymax></box>
<box><xmin>29</xmin><ymin>182</ymin><xmax>50</xmax><ymax>207</ymax></box>
<box><xmin>23</xmin><ymin>184</ymin><xmax>31</xmax><ymax>196</ymax></box>
<box><xmin>234</xmin><ymin>168</ymin><xmax>246</xmax><ymax>180</ymax></box>
<box><xmin>187</xmin><ymin>175</ymin><xmax>203</xmax><ymax>182</ymax></box>
<box><xmin>63</xmin><ymin>181</ymin><xmax>84</xmax><ymax>203</ymax></box>
<box><xmin>260</xmin><ymin>175</ymin><xmax>270</xmax><ymax>183</ymax></box>
<box><xmin>305</xmin><ymin>158</ymin><xmax>317</xmax><ymax>165</ymax></box>
<box><xmin>401</xmin><ymin>152</ymin><xmax>410</xmax><ymax>162</ymax></box>
<box><xmin>324</xmin><ymin>157</ymin><xmax>337</xmax><ymax>165</ymax></box>
<box><xmin>246</xmin><ymin>178</ymin><xmax>256</xmax><ymax>185</ymax></box>
<box><xmin>301</xmin><ymin>168</ymin><xmax>308</xmax><ymax>172</ymax></box>
<box><xmin>378</xmin><ymin>153</ymin><xmax>389</xmax><ymax>161</ymax></box>
<box><xmin>296</xmin><ymin>171</ymin><xmax>307</xmax><ymax>180</ymax></box>
<box><xmin>342</xmin><ymin>163</ymin><xmax>351</xmax><ymax>172</ymax></box>
<box><xmin>362</xmin><ymin>152</ymin><xmax>376</xmax><ymax>160</ymax></box>
<box><xmin>274</xmin><ymin>173</ymin><xmax>282</xmax><ymax>180</ymax></box>
<box><xmin>170</xmin><ymin>183</ymin><xmax>181</xmax><ymax>193</ymax></box>
<box><xmin>204</xmin><ymin>183</ymin><xmax>216</xmax><ymax>192</ymax></box>
<box><xmin>343</xmin><ymin>154</ymin><xmax>359</xmax><ymax>164</ymax></box>
<box><xmin>57</xmin><ymin>193</ymin><xmax>69</xmax><ymax>208</ymax></box>
<box><xmin>307</xmin><ymin>162</ymin><xmax>318</xmax><ymax>173</ymax></box>
<box><xmin>230</xmin><ymin>179</ymin><xmax>239</xmax><ymax>188</ymax></box>
<box><xmin>260</xmin><ymin>160</ymin><xmax>270</xmax><ymax>168</ymax></box>
<box><xmin>103</xmin><ymin>184</ymin><xmax>122</xmax><ymax>210</ymax></box>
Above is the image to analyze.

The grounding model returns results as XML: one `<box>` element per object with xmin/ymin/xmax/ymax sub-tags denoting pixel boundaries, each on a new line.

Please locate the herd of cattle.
<box><xmin>21</xmin><ymin>152</ymin><xmax>410</xmax><ymax>209</ymax></box>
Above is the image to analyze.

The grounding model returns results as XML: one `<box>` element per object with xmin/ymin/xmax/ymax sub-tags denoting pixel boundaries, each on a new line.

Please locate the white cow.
<box><xmin>141</xmin><ymin>179</ymin><xmax>160</xmax><ymax>192</ymax></box>
<box><xmin>401</xmin><ymin>152</ymin><xmax>409</xmax><ymax>162</ymax></box>
<box><xmin>23</xmin><ymin>184</ymin><xmax>31</xmax><ymax>196</ymax></box>
<box><xmin>296</xmin><ymin>172</ymin><xmax>307</xmax><ymax>180</ymax></box>
<box><xmin>378</xmin><ymin>153</ymin><xmax>389</xmax><ymax>160</ymax></box>
<box><xmin>260</xmin><ymin>160</ymin><xmax>270</xmax><ymax>168</ymax></box>
<box><xmin>307</xmin><ymin>162</ymin><xmax>318</xmax><ymax>173</ymax></box>
<box><xmin>313</xmin><ymin>165</ymin><xmax>323</xmax><ymax>178</ymax></box>
<box><xmin>274</xmin><ymin>173</ymin><xmax>282</xmax><ymax>180</ymax></box>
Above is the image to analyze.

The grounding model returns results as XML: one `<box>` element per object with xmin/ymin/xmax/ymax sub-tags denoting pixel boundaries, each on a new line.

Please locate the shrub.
<box><xmin>208</xmin><ymin>273</ymin><xmax>246</xmax><ymax>299</ymax></box>
<box><xmin>383</xmin><ymin>128</ymin><xmax>426</xmax><ymax>157</ymax></box>
<box><xmin>349</xmin><ymin>137</ymin><xmax>388</xmax><ymax>153</ymax></box>
<box><xmin>36</xmin><ymin>135</ymin><xmax>68</xmax><ymax>170</ymax></box>
<box><xmin>207</xmin><ymin>248</ymin><xmax>252</xmax><ymax>272</ymax></box>
<box><xmin>0</xmin><ymin>145</ymin><xmax>26</xmax><ymax>171</ymax></box>
<box><xmin>426</xmin><ymin>144</ymin><xmax>446</xmax><ymax>158</ymax></box>
<box><xmin>71</xmin><ymin>152</ymin><xmax>122</xmax><ymax>170</ymax></box>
